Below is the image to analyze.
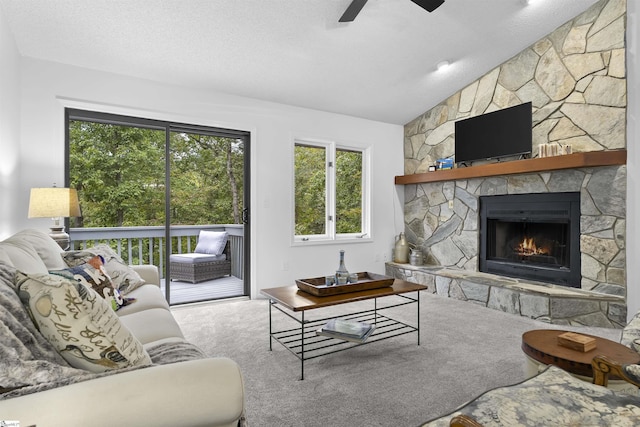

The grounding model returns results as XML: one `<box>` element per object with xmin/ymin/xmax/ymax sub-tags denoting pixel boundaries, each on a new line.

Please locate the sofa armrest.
<box><xmin>450</xmin><ymin>415</ymin><xmax>484</xmax><ymax>427</ymax></box>
<box><xmin>0</xmin><ymin>358</ymin><xmax>244</xmax><ymax>427</ymax></box>
<box><xmin>592</xmin><ymin>355</ymin><xmax>640</xmax><ymax>388</ymax></box>
<box><xmin>131</xmin><ymin>264</ymin><xmax>160</xmax><ymax>286</ymax></box>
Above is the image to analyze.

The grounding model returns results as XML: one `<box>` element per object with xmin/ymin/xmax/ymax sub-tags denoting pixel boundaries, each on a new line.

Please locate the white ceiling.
<box><xmin>0</xmin><ymin>0</ymin><xmax>600</xmax><ymax>125</ymax></box>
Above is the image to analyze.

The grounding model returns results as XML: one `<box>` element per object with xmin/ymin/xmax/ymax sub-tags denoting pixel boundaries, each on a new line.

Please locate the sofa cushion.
<box><xmin>170</xmin><ymin>252</ymin><xmax>227</xmax><ymax>263</ymax></box>
<box><xmin>61</xmin><ymin>244</ymin><xmax>146</xmax><ymax>294</ymax></box>
<box><xmin>9</xmin><ymin>229</ymin><xmax>67</xmax><ymax>270</ymax></box>
<box><xmin>0</xmin><ymin>239</ymin><xmax>48</xmax><ymax>274</ymax></box>
<box><xmin>16</xmin><ymin>271</ymin><xmax>152</xmax><ymax>373</ymax></box>
<box><xmin>118</xmin><ymin>308</ymin><xmax>185</xmax><ymax>346</ymax></box>
<box><xmin>194</xmin><ymin>230</ymin><xmax>228</xmax><ymax>255</ymax></box>
<box><xmin>113</xmin><ymin>284</ymin><xmax>170</xmax><ymax>316</ymax></box>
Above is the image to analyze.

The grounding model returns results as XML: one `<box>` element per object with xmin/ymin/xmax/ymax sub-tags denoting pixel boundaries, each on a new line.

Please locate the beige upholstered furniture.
<box><xmin>0</xmin><ymin>229</ymin><xmax>245</xmax><ymax>427</ymax></box>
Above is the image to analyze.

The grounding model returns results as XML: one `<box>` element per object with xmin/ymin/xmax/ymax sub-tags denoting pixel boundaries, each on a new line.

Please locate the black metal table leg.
<box><xmin>300</xmin><ymin>311</ymin><xmax>305</xmax><ymax>380</ymax></box>
<box><xmin>417</xmin><ymin>291</ymin><xmax>421</xmax><ymax>346</ymax></box>
<box><xmin>269</xmin><ymin>299</ymin><xmax>273</xmax><ymax>351</ymax></box>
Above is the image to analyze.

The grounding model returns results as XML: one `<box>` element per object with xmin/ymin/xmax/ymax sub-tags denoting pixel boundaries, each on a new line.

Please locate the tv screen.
<box><xmin>454</xmin><ymin>102</ymin><xmax>532</xmax><ymax>165</ymax></box>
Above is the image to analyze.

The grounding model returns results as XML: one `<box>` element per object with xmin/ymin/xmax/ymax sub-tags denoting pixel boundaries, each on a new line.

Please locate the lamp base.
<box><xmin>49</xmin><ymin>226</ymin><xmax>70</xmax><ymax>250</ymax></box>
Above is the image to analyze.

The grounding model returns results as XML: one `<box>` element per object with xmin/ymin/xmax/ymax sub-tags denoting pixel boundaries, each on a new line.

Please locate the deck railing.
<box><xmin>69</xmin><ymin>224</ymin><xmax>244</xmax><ymax>279</ymax></box>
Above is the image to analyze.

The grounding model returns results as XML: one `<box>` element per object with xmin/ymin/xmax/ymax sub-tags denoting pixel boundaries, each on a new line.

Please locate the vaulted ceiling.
<box><xmin>0</xmin><ymin>0</ymin><xmax>600</xmax><ymax>124</ymax></box>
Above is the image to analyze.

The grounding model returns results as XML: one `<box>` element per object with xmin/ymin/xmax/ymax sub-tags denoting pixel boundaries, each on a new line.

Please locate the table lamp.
<box><xmin>28</xmin><ymin>186</ymin><xmax>81</xmax><ymax>250</ymax></box>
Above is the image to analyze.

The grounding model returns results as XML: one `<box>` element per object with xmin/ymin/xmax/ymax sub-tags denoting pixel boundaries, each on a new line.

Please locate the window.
<box><xmin>294</xmin><ymin>138</ymin><xmax>369</xmax><ymax>243</ymax></box>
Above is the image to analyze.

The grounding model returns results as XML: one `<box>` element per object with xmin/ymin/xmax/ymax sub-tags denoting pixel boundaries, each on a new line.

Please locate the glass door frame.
<box><xmin>65</xmin><ymin>108</ymin><xmax>251</xmax><ymax>303</ymax></box>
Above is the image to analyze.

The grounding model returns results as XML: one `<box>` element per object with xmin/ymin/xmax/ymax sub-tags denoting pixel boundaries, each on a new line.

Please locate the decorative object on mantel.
<box><xmin>28</xmin><ymin>185</ymin><xmax>81</xmax><ymax>250</ymax></box>
<box><xmin>435</xmin><ymin>158</ymin><xmax>453</xmax><ymax>170</ymax></box>
<box><xmin>539</xmin><ymin>143</ymin><xmax>572</xmax><ymax>158</ymax></box>
<box><xmin>393</xmin><ymin>232</ymin><xmax>409</xmax><ymax>263</ymax></box>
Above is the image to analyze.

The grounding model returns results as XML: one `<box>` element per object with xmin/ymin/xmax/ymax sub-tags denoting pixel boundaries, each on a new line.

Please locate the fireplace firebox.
<box><xmin>479</xmin><ymin>192</ymin><xmax>581</xmax><ymax>287</ymax></box>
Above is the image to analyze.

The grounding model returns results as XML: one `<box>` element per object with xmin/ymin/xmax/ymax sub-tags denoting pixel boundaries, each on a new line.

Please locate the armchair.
<box><xmin>423</xmin><ymin>313</ymin><xmax>640</xmax><ymax>426</ymax></box>
<box><xmin>422</xmin><ymin>357</ymin><xmax>640</xmax><ymax>427</ymax></box>
<box><xmin>170</xmin><ymin>230</ymin><xmax>232</xmax><ymax>283</ymax></box>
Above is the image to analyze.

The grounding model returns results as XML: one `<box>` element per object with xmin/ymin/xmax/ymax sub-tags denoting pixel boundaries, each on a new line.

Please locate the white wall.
<box><xmin>11</xmin><ymin>57</ymin><xmax>404</xmax><ymax>298</ymax></box>
<box><xmin>2</xmin><ymin>3</ymin><xmax>638</xmax><ymax>314</ymax></box>
<box><xmin>0</xmin><ymin>5</ymin><xmax>20</xmax><ymax>237</ymax></box>
<box><xmin>626</xmin><ymin>0</ymin><xmax>639</xmax><ymax>321</ymax></box>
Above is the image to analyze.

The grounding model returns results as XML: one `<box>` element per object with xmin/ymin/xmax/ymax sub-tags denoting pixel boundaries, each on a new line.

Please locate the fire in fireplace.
<box><xmin>479</xmin><ymin>192</ymin><xmax>581</xmax><ymax>287</ymax></box>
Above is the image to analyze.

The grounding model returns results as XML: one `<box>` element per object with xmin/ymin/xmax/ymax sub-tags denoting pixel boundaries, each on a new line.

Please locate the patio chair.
<box><xmin>170</xmin><ymin>230</ymin><xmax>231</xmax><ymax>284</ymax></box>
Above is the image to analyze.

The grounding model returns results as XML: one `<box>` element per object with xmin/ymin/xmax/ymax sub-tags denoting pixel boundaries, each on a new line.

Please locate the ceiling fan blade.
<box><xmin>339</xmin><ymin>0</ymin><xmax>369</xmax><ymax>22</ymax></box>
<box><xmin>410</xmin><ymin>0</ymin><xmax>445</xmax><ymax>13</ymax></box>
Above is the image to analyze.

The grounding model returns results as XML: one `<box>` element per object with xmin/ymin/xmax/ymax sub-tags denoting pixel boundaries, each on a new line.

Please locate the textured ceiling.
<box><xmin>0</xmin><ymin>0</ymin><xmax>600</xmax><ymax>124</ymax></box>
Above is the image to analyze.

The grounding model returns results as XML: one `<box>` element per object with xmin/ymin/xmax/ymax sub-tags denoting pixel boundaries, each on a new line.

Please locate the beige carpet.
<box><xmin>171</xmin><ymin>292</ymin><xmax>621</xmax><ymax>427</ymax></box>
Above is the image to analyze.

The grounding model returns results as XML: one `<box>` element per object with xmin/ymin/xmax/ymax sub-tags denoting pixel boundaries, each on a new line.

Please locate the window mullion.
<box><xmin>327</xmin><ymin>142</ymin><xmax>336</xmax><ymax>240</ymax></box>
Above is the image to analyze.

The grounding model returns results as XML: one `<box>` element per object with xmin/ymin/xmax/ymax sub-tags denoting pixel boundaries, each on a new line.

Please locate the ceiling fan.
<box><xmin>339</xmin><ymin>0</ymin><xmax>445</xmax><ymax>23</ymax></box>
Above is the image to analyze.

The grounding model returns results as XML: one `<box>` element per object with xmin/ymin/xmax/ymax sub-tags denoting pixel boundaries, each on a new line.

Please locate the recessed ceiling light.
<box><xmin>436</xmin><ymin>61</ymin><xmax>450</xmax><ymax>71</ymax></box>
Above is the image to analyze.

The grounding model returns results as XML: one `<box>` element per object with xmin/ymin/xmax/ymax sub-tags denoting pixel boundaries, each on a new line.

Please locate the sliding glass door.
<box><xmin>66</xmin><ymin>109</ymin><xmax>250</xmax><ymax>304</ymax></box>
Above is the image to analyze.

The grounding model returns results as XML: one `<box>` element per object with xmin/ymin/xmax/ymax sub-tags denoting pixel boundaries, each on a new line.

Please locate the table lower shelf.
<box><xmin>268</xmin><ymin>293</ymin><xmax>420</xmax><ymax>379</ymax></box>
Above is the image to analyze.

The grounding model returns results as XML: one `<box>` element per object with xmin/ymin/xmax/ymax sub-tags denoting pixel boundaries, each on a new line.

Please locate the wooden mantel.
<box><xmin>395</xmin><ymin>150</ymin><xmax>627</xmax><ymax>185</ymax></box>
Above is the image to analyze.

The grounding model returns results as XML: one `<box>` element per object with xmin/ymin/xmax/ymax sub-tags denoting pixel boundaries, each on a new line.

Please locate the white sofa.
<box><xmin>0</xmin><ymin>229</ymin><xmax>245</xmax><ymax>427</ymax></box>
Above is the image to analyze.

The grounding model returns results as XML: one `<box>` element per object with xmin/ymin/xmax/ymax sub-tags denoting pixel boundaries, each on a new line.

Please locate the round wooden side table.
<box><xmin>522</xmin><ymin>329</ymin><xmax>640</xmax><ymax>393</ymax></box>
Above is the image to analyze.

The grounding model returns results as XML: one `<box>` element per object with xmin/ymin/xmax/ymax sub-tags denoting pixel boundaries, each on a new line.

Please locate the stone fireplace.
<box><xmin>386</xmin><ymin>163</ymin><xmax>627</xmax><ymax>328</ymax></box>
<box><xmin>386</xmin><ymin>0</ymin><xmax>628</xmax><ymax>329</ymax></box>
<box><xmin>479</xmin><ymin>192</ymin><xmax>581</xmax><ymax>288</ymax></box>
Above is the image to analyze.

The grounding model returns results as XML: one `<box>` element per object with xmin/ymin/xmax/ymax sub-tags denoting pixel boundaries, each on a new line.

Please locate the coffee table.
<box><xmin>522</xmin><ymin>329</ymin><xmax>640</xmax><ymax>392</ymax></box>
<box><xmin>261</xmin><ymin>279</ymin><xmax>427</xmax><ymax>379</ymax></box>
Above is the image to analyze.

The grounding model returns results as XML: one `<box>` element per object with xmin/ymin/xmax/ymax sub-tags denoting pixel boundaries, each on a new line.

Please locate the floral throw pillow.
<box><xmin>61</xmin><ymin>244</ymin><xmax>146</xmax><ymax>294</ymax></box>
<box><xmin>50</xmin><ymin>255</ymin><xmax>135</xmax><ymax>311</ymax></box>
<box><xmin>16</xmin><ymin>271</ymin><xmax>152</xmax><ymax>373</ymax></box>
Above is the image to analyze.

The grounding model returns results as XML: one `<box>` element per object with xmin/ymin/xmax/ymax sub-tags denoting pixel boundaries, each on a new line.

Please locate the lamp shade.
<box><xmin>28</xmin><ymin>187</ymin><xmax>81</xmax><ymax>218</ymax></box>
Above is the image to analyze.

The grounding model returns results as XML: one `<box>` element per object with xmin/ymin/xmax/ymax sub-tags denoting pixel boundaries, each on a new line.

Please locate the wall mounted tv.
<box><xmin>454</xmin><ymin>101</ymin><xmax>532</xmax><ymax>166</ymax></box>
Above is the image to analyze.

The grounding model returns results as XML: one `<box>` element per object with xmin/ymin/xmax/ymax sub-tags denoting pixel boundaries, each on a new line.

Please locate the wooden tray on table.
<box><xmin>295</xmin><ymin>272</ymin><xmax>394</xmax><ymax>297</ymax></box>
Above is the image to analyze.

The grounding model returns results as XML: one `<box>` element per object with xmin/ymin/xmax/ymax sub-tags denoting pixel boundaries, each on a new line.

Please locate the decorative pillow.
<box><xmin>50</xmin><ymin>255</ymin><xmax>135</xmax><ymax>311</ymax></box>
<box><xmin>16</xmin><ymin>271</ymin><xmax>152</xmax><ymax>373</ymax></box>
<box><xmin>194</xmin><ymin>230</ymin><xmax>228</xmax><ymax>255</ymax></box>
<box><xmin>61</xmin><ymin>244</ymin><xmax>145</xmax><ymax>294</ymax></box>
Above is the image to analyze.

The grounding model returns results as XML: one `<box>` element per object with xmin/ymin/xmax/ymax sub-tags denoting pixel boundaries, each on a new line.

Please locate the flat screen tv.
<box><xmin>454</xmin><ymin>102</ymin><xmax>532</xmax><ymax>165</ymax></box>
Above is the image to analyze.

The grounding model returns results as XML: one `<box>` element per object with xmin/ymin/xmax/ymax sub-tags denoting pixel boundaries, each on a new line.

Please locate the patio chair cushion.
<box><xmin>194</xmin><ymin>231</ymin><xmax>228</xmax><ymax>256</ymax></box>
<box><xmin>169</xmin><ymin>253</ymin><xmax>227</xmax><ymax>264</ymax></box>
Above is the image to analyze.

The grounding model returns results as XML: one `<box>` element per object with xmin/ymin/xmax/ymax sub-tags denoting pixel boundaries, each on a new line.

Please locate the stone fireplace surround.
<box><xmin>386</xmin><ymin>0</ymin><xmax>628</xmax><ymax>328</ymax></box>
<box><xmin>386</xmin><ymin>159</ymin><xmax>627</xmax><ymax>328</ymax></box>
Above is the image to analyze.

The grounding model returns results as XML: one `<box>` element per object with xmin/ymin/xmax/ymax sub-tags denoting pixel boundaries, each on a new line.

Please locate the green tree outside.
<box><xmin>68</xmin><ymin>121</ymin><xmax>244</xmax><ymax>228</ymax></box>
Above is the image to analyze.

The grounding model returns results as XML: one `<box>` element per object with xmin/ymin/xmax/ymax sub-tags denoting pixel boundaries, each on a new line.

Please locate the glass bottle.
<box><xmin>394</xmin><ymin>232</ymin><xmax>409</xmax><ymax>263</ymax></box>
<box><xmin>335</xmin><ymin>250</ymin><xmax>349</xmax><ymax>285</ymax></box>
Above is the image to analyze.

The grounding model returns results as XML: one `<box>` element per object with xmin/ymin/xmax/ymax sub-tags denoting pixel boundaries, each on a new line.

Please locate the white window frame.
<box><xmin>292</xmin><ymin>137</ymin><xmax>371</xmax><ymax>245</ymax></box>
